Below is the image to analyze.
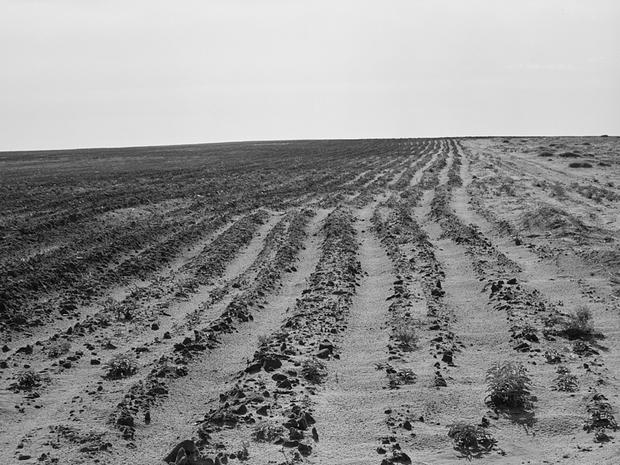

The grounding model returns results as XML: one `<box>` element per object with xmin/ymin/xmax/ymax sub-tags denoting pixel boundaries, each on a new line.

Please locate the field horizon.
<box><xmin>2</xmin><ymin>134</ymin><xmax>618</xmax><ymax>156</ymax></box>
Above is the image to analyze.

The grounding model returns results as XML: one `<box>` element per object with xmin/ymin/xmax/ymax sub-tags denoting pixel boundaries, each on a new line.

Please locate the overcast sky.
<box><xmin>1</xmin><ymin>0</ymin><xmax>618</xmax><ymax>151</ymax></box>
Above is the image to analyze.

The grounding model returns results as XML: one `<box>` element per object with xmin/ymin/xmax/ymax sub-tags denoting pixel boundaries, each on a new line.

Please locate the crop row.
<box><xmin>111</xmin><ymin>208</ymin><xmax>316</xmax><ymax>444</ymax></box>
<box><xmin>372</xmin><ymin>198</ymin><xmax>462</xmax><ymax>463</ymax></box>
<box><xmin>389</xmin><ymin>140</ymin><xmax>441</xmax><ymax>191</ymax></box>
<box><xmin>430</xmin><ymin>152</ymin><xmax>616</xmax><ymax>446</ymax></box>
<box><xmin>177</xmin><ymin>208</ymin><xmax>361</xmax><ymax>463</ymax></box>
<box><xmin>0</xmin><ymin>210</ymin><xmax>283</xmax><ymax>407</ymax></box>
<box><xmin>1</xmin><ymin>139</ymin><xmax>423</xmax><ymax>335</ymax></box>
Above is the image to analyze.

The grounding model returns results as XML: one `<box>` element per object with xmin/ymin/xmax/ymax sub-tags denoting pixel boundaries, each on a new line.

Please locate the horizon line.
<box><xmin>1</xmin><ymin>133</ymin><xmax>616</xmax><ymax>155</ymax></box>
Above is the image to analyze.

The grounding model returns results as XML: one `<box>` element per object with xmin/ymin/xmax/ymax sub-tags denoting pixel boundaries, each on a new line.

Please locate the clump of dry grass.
<box><xmin>393</xmin><ymin>324</ymin><xmax>418</xmax><ymax>351</ymax></box>
<box><xmin>562</xmin><ymin>306</ymin><xmax>594</xmax><ymax>340</ymax></box>
<box><xmin>485</xmin><ymin>361</ymin><xmax>533</xmax><ymax>410</ymax></box>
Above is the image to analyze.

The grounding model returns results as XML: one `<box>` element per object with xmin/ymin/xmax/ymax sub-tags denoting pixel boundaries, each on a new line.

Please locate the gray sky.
<box><xmin>1</xmin><ymin>0</ymin><xmax>619</xmax><ymax>151</ymax></box>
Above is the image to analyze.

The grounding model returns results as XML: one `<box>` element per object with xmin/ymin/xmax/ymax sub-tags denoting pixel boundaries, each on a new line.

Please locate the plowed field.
<box><xmin>1</xmin><ymin>137</ymin><xmax>619</xmax><ymax>464</ymax></box>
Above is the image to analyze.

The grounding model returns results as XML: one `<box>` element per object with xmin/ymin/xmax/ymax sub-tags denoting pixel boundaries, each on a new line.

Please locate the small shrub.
<box><xmin>486</xmin><ymin>361</ymin><xmax>533</xmax><ymax>410</ymax></box>
<box><xmin>104</xmin><ymin>354</ymin><xmax>137</xmax><ymax>379</ymax></box>
<box><xmin>568</xmin><ymin>162</ymin><xmax>593</xmax><ymax>168</ymax></box>
<box><xmin>393</xmin><ymin>325</ymin><xmax>418</xmax><ymax>351</ymax></box>
<box><xmin>47</xmin><ymin>340</ymin><xmax>71</xmax><ymax>358</ymax></box>
<box><xmin>388</xmin><ymin>368</ymin><xmax>417</xmax><ymax>389</ymax></box>
<box><xmin>584</xmin><ymin>393</ymin><xmax>618</xmax><ymax>437</ymax></box>
<box><xmin>562</xmin><ymin>306</ymin><xmax>594</xmax><ymax>340</ymax></box>
<box><xmin>301</xmin><ymin>358</ymin><xmax>327</xmax><ymax>384</ymax></box>
<box><xmin>553</xmin><ymin>366</ymin><xmax>578</xmax><ymax>392</ymax></box>
<box><xmin>448</xmin><ymin>423</ymin><xmax>496</xmax><ymax>458</ymax></box>
<box><xmin>252</xmin><ymin>422</ymin><xmax>284</xmax><ymax>442</ymax></box>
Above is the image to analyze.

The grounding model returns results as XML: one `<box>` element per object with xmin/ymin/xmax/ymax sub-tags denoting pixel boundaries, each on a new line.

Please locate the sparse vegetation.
<box><xmin>387</xmin><ymin>367</ymin><xmax>417</xmax><ymax>389</ymax></box>
<box><xmin>103</xmin><ymin>353</ymin><xmax>138</xmax><ymax>379</ymax></box>
<box><xmin>11</xmin><ymin>370</ymin><xmax>43</xmax><ymax>391</ymax></box>
<box><xmin>393</xmin><ymin>324</ymin><xmax>418</xmax><ymax>351</ymax></box>
<box><xmin>572</xmin><ymin>182</ymin><xmax>620</xmax><ymax>202</ymax></box>
<box><xmin>252</xmin><ymin>422</ymin><xmax>284</xmax><ymax>442</ymax></box>
<box><xmin>584</xmin><ymin>392</ymin><xmax>618</xmax><ymax>442</ymax></box>
<box><xmin>512</xmin><ymin>323</ymin><xmax>539</xmax><ymax>343</ymax></box>
<box><xmin>562</xmin><ymin>306</ymin><xmax>594</xmax><ymax>340</ymax></box>
<box><xmin>486</xmin><ymin>361</ymin><xmax>533</xmax><ymax>410</ymax></box>
<box><xmin>573</xmin><ymin>340</ymin><xmax>597</xmax><ymax>356</ymax></box>
<box><xmin>448</xmin><ymin>422</ymin><xmax>496</xmax><ymax>458</ymax></box>
<box><xmin>49</xmin><ymin>425</ymin><xmax>111</xmax><ymax>453</ymax></box>
<box><xmin>301</xmin><ymin>358</ymin><xmax>327</xmax><ymax>384</ymax></box>
<box><xmin>544</xmin><ymin>350</ymin><xmax>563</xmax><ymax>364</ymax></box>
<box><xmin>2</xmin><ymin>137</ymin><xmax>618</xmax><ymax>463</ymax></box>
<box><xmin>553</xmin><ymin>366</ymin><xmax>578</xmax><ymax>392</ymax></box>
<box><xmin>47</xmin><ymin>340</ymin><xmax>71</xmax><ymax>358</ymax></box>
<box><xmin>101</xmin><ymin>298</ymin><xmax>138</xmax><ymax>321</ymax></box>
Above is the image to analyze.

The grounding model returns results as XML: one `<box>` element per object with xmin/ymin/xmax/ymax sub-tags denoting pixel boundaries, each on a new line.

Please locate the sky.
<box><xmin>1</xmin><ymin>0</ymin><xmax>619</xmax><ymax>151</ymax></box>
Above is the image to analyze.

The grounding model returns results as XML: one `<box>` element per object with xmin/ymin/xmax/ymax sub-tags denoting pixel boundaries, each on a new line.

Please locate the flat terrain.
<box><xmin>0</xmin><ymin>137</ymin><xmax>619</xmax><ymax>464</ymax></box>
